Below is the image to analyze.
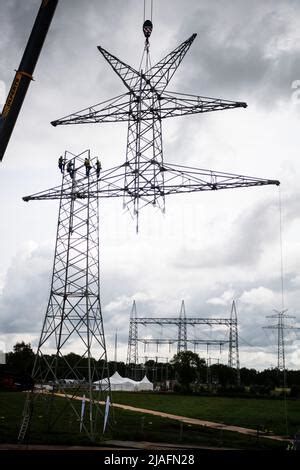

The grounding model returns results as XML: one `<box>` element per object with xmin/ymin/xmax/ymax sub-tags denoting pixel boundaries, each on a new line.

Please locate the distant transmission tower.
<box><xmin>178</xmin><ymin>300</ymin><xmax>187</xmax><ymax>353</ymax></box>
<box><xmin>19</xmin><ymin>151</ymin><xmax>110</xmax><ymax>443</ymax></box>
<box><xmin>263</xmin><ymin>309</ymin><xmax>300</xmax><ymax>371</ymax></box>
<box><xmin>228</xmin><ymin>300</ymin><xmax>240</xmax><ymax>386</ymax></box>
<box><xmin>127</xmin><ymin>300</ymin><xmax>138</xmax><ymax>366</ymax></box>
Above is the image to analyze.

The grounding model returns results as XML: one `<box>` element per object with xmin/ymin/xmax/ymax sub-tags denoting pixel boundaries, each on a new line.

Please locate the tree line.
<box><xmin>2</xmin><ymin>342</ymin><xmax>300</xmax><ymax>397</ymax></box>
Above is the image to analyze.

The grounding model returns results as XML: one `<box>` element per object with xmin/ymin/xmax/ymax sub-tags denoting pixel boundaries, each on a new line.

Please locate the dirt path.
<box><xmin>55</xmin><ymin>393</ymin><xmax>288</xmax><ymax>443</ymax></box>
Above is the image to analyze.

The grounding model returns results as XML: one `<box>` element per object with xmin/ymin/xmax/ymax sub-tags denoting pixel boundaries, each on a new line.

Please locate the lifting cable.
<box><xmin>278</xmin><ymin>187</ymin><xmax>285</xmax><ymax>311</ymax></box>
<box><xmin>139</xmin><ymin>0</ymin><xmax>154</xmax><ymax>73</ymax></box>
<box><xmin>143</xmin><ymin>0</ymin><xmax>153</xmax><ymax>22</ymax></box>
<box><xmin>278</xmin><ymin>186</ymin><xmax>289</xmax><ymax>438</ymax></box>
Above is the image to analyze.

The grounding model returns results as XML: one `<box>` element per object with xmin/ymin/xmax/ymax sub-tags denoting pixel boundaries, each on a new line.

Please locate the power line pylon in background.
<box><xmin>19</xmin><ymin>151</ymin><xmax>110</xmax><ymax>443</ymax></box>
<box><xmin>263</xmin><ymin>310</ymin><xmax>300</xmax><ymax>382</ymax></box>
<box><xmin>228</xmin><ymin>300</ymin><xmax>240</xmax><ymax>386</ymax></box>
<box><xmin>126</xmin><ymin>300</ymin><xmax>138</xmax><ymax>379</ymax></box>
<box><xmin>177</xmin><ymin>300</ymin><xmax>187</xmax><ymax>353</ymax></box>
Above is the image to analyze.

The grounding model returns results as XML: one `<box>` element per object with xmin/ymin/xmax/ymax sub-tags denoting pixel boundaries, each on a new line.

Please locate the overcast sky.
<box><xmin>1</xmin><ymin>0</ymin><xmax>300</xmax><ymax>370</ymax></box>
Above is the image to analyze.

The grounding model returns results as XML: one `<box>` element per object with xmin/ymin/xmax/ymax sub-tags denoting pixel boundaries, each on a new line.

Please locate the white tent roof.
<box><xmin>140</xmin><ymin>375</ymin><xmax>151</xmax><ymax>384</ymax></box>
<box><xmin>109</xmin><ymin>371</ymin><xmax>128</xmax><ymax>384</ymax></box>
<box><xmin>94</xmin><ymin>371</ymin><xmax>133</xmax><ymax>386</ymax></box>
<box><xmin>93</xmin><ymin>371</ymin><xmax>153</xmax><ymax>390</ymax></box>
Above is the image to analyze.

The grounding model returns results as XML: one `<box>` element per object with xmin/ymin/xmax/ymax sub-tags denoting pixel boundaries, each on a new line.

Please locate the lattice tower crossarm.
<box><xmin>19</xmin><ymin>151</ymin><xmax>110</xmax><ymax>444</ymax></box>
<box><xmin>23</xmin><ymin>162</ymin><xmax>280</xmax><ymax>202</ymax></box>
<box><xmin>133</xmin><ymin>317</ymin><xmax>233</xmax><ymax>326</ymax></box>
<box><xmin>140</xmin><ymin>339</ymin><xmax>228</xmax><ymax>345</ymax></box>
<box><xmin>140</xmin><ymin>338</ymin><xmax>228</xmax><ymax>353</ymax></box>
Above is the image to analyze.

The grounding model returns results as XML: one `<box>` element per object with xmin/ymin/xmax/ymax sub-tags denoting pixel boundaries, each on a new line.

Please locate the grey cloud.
<box><xmin>173</xmin><ymin>196</ymin><xmax>278</xmax><ymax>269</ymax></box>
<box><xmin>175</xmin><ymin>1</ymin><xmax>300</xmax><ymax>106</ymax></box>
<box><xmin>0</xmin><ymin>244</ymin><xmax>52</xmax><ymax>334</ymax></box>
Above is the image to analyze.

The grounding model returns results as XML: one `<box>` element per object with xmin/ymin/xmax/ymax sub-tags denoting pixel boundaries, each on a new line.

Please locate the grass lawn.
<box><xmin>110</xmin><ymin>392</ymin><xmax>300</xmax><ymax>437</ymax></box>
<box><xmin>0</xmin><ymin>392</ymin><xmax>290</xmax><ymax>449</ymax></box>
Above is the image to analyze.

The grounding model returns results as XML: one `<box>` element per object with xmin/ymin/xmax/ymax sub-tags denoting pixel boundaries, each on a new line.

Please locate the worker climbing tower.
<box><xmin>19</xmin><ymin>151</ymin><xmax>110</xmax><ymax>443</ymax></box>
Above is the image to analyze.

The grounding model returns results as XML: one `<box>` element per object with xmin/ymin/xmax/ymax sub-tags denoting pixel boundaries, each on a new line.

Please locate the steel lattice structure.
<box><xmin>19</xmin><ymin>151</ymin><xmax>110</xmax><ymax>443</ymax></box>
<box><xmin>140</xmin><ymin>338</ymin><xmax>228</xmax><ymax>353</ymax></box>
<box><xmin>178</xmin><ymin>300</ymin><xmax>187</xmax><ymax>353</ymax></box>
<box><xmin>20</xmin><ymin>24</ymin><xmax>281</xmax><ymax>440</ymax></box>
<box><xmin>228</xmin><ymin>300</ymin><xmax>240</xmax><ymax>386</ymax></box>
<box><xmin>126</xmin><ymin>300</ymin><xmax>239</xmax><ymax>383</ymax></box>
<box><xmin>127</xmin><ymin>299</ymin><xmax>138</xmax><ymax>365</ymax></box>
<box><xmin>49</xmin><ymin>32</ymin><xmax>279</xmax><ymax>229</ymax></box>
<box><xmin>263</xmin><ymin>309</ymin><xmax>300</xmax><ymax>371</ymax></box>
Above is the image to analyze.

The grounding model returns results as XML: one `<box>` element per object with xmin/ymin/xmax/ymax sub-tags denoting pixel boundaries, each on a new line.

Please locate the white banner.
<box><xmin>79</xmin><ymin>394</ymin><xmax>86</xmax><ymax>432</ymax></box>
<box><xmin>103</xmin><ymin>395</ymin><xmax>110</xmax><ymax>434</ymax></box>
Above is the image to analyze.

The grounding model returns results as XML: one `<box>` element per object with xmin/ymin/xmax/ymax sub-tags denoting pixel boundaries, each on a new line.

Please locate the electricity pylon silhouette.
<box><xmin>19</xmin><ymin>151</ymin><xmax>110</xmax><ymax>443</ymax></box>
<box><xmin>51</xmin><ymin>27</ymin><xmax>279</xmax><ymax>230</ymax></box>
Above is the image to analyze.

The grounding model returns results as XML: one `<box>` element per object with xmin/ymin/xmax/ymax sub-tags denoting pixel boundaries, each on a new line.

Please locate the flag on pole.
<box><xmin>103</xmin><ymin>395</ymin><xmax>110</xmax><ymax>434</ymax></box>
<box><xmin>79</xmin><ymin>394</ymin><xmax>86</xmax><ymax>432</ymax></box>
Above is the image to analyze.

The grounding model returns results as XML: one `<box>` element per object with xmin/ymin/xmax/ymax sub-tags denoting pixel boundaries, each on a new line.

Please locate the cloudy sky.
<box><xmin>1</xmin><ymin>0</ymin><xmax>300</xmax><ymax>370</ymax></box>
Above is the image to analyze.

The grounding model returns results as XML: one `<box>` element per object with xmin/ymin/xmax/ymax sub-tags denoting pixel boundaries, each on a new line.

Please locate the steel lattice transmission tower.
<box><xmin>178</xmin><ymin>300</ymin><xmax>187</xmax><ymax>353</ymax></box>
<box><xmin>51</xmin><ymin>27</ymin><xmax>279</xmax><ymax>230</ymax></box>
<box><xmin>19</xmin><ymin>151</ymin><xmax>110</xmax><ymax>443</ymax></box>
<box><xmin>263</xmin><ymin>309</ymin><xmax>300</xmax><ymax>371</ymax></box>
<box><xmin>228</xmin><ymin>300</ymin><xmax>240</xmax><ymax>386</ymax></box>
<box><xmin>127</xmin><ymin>299</ymin><xmax>138</xmax><ymax>366</ymax></box>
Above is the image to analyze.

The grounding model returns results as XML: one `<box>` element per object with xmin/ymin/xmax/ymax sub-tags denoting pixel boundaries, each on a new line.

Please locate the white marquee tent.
<box><xmin>93</xmin><ymin>371</ymin><xmax>153</xmax><ymax>391</ymax></box>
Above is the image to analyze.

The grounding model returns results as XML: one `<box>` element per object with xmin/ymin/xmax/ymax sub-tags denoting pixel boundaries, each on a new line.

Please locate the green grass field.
<box><xmin>111</xmin><ymin>391</ymin><xmax>300</xmax><ymax>437</ymax></box>
<box><xmin>0</xmin><ymin>391</ymin><xmax>294</xmax><ymax>449</ymax></box>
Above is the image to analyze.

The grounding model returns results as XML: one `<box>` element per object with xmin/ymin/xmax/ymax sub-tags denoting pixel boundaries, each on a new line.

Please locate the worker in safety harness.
<box><xmin>58</xmin><ymin>155</ymin><xmax>65</xmax><ymax>173</ymax></box>
<box><xmin>95</xmin><ymin>158</ymin><xmax>102</xmax><ymax>179</ymax></box>
<box><xmin>84</xmin><ymin>157</ymin><xmax>92</xmax><ymax>176</ymax></box>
